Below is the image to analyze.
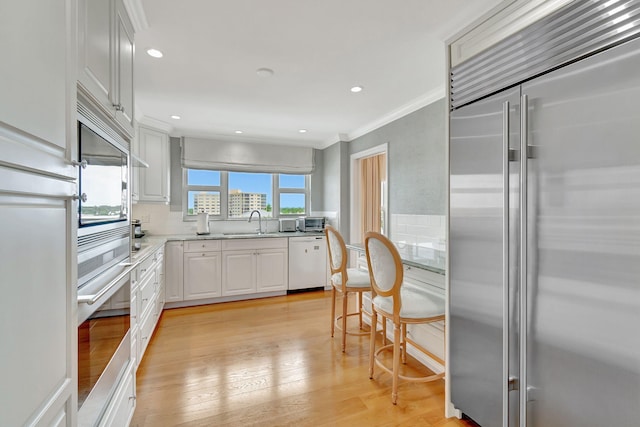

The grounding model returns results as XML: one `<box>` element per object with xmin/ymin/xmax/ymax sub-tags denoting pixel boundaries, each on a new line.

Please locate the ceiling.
<box><xmin>132</xmin><ymin>0</ymin><xmax>503</xmax><ymax>149</ymax></box>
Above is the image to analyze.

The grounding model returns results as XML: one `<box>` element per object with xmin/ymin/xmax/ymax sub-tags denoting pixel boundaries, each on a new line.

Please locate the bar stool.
<box><xmin>364</xmin><ymin>231</ymin><xmax>445</xmax><ymax>404</ymax></box>
<box><xmin>325</xmin><ymin>225</ymin><xmax>372</xmax><ymax>352</ymax></box>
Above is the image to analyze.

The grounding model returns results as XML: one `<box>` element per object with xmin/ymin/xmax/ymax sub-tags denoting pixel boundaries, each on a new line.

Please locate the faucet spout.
<box><xmin>248</xmin><ymin>210</ymin><xmax>263</xmax><ymax>234</ymax></box>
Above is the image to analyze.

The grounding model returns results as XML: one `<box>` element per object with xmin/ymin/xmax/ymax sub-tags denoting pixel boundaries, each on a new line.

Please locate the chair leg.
<box><xmin>357</xmin><ymin>292</ymin><xmax>363</xmax><ymax>330</ymax></box>
<box><xmin>369</xmin><ymin>310</ymin><xmax>377</xmax><ymax>379</ymax></box>
<box><xmin>392</xmin><ymin>323</ymin><xmax>401</xmax><ymax>405</ymax></box>
<box><xmin>401</xmin><ymin>323</ymin><xmax>407</xmax><ymax>364</ymax></box>
<box><xmin>330</xmin><ymin>287</ymin><xmax>336</xmax><ymax>338</ymax></box>
<box><xmin>341</xmin><ymin>291</ymin><xmax>348</xmax><ymax>352</ymax></box>
<box><xmin>382</xmin><ymin>317</ymin><xmax>387</xmax><ymax>346</ymax></box>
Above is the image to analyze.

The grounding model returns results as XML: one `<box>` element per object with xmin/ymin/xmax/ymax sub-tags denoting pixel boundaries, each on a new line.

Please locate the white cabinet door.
<box><xmin>77</xmin><ymin>0</ymin><xmax>135</xmax><ymax>136</ymax></box>
<box><xmin>222</xmin><ymin>250</ymin><xmax>256</xmax><ymax>296</ymax></box>
<box><xmin>114</xmin><ymin>0</ymin><xmax>134</xmax><ymax>132</ymax></box>
<box><xmin>138</xmin><ymin>126</ymin><xmax>170</xmax><ymax>203</ymax></box>
<box><xmin>256</xmin><ymin>249</ymin><xmax>288</xmax><ymax>292</ymax></box>
<box><xmin>184</xmin><ymin>252</ymin><xmax>222</xmax><ymax>300</ymax></box>
<box><xmin>165</xmin><ymin>241</ymin><xmax>184</xmax><ymax>302</ymax></box>
<box><xmin>77</xmin><ymin>0</ymin><xmax>112</xmax><ymax>116</ymax></box>
<box><xmin>0</xmin><ymin>2</ymin><xmax>76</xmax><ymax>426</ymax></box>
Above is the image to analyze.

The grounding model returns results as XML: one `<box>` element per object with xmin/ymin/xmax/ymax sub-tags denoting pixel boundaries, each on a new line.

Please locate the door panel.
<box><xmin>450</xmin><ymin>87</ymin><xmax>520</xmax><ymax>427</ymax></box>
<box><xmin>522</xmin><ymin>37</ymin><xmax>640</xmax><ymax>427</ymax></box>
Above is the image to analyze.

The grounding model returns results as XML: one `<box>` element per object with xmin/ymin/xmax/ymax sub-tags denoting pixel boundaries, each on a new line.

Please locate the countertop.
<box><xmin>130</xmin><ymin>231</ymin><xmax>325</xmax><ymax>263</ymax></box>
<box><xmin>346</xmin><ymin>242</ymin><xmax>446</xmax><ymax>275</ymax></box>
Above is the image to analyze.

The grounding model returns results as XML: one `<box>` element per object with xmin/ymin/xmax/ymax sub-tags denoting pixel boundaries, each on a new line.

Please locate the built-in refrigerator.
<box><xmin>448</xmin><ymin>2</ymin><xmax>640</xmax><ymax>426</ymax></box>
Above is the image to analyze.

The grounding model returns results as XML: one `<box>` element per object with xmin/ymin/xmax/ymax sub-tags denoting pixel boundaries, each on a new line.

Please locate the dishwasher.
<box><xmin>288</xmin><ymin>235</ymin><xmax>328</xmax><ymax>291</ymax></box>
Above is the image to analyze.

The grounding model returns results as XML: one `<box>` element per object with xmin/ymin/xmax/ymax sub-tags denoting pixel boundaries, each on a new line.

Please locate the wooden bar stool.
<box><xmin>325</xmin><ymin>225</ymin><xmax>372</xmax><ymax>352</ymax></box>
<box><xmin>364</xmin><ymin>231</ymin><xmax>445</xmax><ymax>404</ymax></box>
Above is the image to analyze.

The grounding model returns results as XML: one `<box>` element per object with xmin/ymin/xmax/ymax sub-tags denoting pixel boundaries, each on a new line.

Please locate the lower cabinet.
<box><xmin>131</xmin><ymin>245</ymin><xmax>164</xmax><ymax>367</ymax></box>
<box><xmin>165</xmin><ymin>237</ymin><xmax>289</xmax><ymax>307</ymax></box>
<box><xmin>97</xmin><ymin>361</ymin><xmax>136</xmax><ymax>427</ymax></box>
<box><xmin>221</xmin><ymin>238</ymin><xmax>288</xmax><ymax>296</ymax></box>
<box><xmin>183</xmin><ymin>240</ymin><xmax>222</xmax><ymax>300</ymax></box>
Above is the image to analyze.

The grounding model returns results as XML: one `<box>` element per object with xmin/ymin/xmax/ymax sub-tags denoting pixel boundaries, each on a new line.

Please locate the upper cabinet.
<box><xmin>135</xmin><ymin>125</ymin><xmax>170</xmax><ymax>203</ymax></box>
<box><xmin>78</xmin><ymin>0</ymin><xmax>135</xmax><ymax>136</ymax></box>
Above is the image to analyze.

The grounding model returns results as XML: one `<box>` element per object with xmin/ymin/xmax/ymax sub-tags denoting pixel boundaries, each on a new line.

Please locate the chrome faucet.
<box><xmin>248</xmin><ymin>210</ymin><xmax>263</xmax><ymax>234</ymax></box>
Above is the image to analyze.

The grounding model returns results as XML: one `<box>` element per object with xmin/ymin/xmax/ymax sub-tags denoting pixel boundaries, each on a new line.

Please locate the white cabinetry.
<box><xmin>132</xmin><ymin>245</ymin><xmax>164</xmax><ymax>367</ymax></box>
<box><xmin>0</xmin><ymin>1</ymin><xmax>77</xmax><ymax>426</ymax></box>
<box><xmin>97</xmin><ymin>362</ymin><xmax>135</xmax><ymax>427</ymax></box>
<box><xmin>135</xmin><ymin>125</ymin><xmax>170</xmax><ymax>203</ymax></box>
<box><xmin>183</xmin><ymin>240</ymin><xmax>222</xmax><ymax>300</ymax></box>
<box><xmin>78</xmin><ymin>0</ymin><xmax>135</xmax><ymax>136</ymax></box>
<box><xmin>165</xmin><ymin>241</ymin><xmax>184</xmax><ymax>302</ymax></box>
<box><xmin>221</xmin><ymin>238</ymin><xmax>288</xmax><ymax>296</ymax></box>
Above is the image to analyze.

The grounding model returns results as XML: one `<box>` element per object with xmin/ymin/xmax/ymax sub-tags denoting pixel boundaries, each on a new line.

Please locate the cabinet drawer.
<box><xmin>139</xmin><ymin>305</ymin><xmax>157</xmax><ymax>358</ymax></box>
<box><xmin>138</xmin><ymin>272</ymin><xmax>156</xmax><ymax>318</ymax></box>
<box><xmin>137</xmin><ymin>253</ymin><xmax>156</xmax><ymax>280</ymax></box>
<box><xmin>184</xmin><ymin>239</ymin><xmax>221</xmax><ymax>252</ymax></box>
<box><xmin>98</xmin><ymin>362</ymin><xmax>135</xmax><ymax>427</ymax></box>
<box><xmin>222</xmin><ymin>237</ymin><xmax>287</xmax><ymax>251</ymax></box>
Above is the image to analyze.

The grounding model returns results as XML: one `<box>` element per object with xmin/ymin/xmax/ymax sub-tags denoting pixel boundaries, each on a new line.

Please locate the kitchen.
<box><xmin>2</xmin><ymin>1</ymin><xmax>639</xmax><ymax>427</ymax></box>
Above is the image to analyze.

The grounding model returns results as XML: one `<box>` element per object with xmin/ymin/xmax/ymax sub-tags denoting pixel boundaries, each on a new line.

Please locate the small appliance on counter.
<box><xmin>132</xmin><ymin>219</ymin><xmax>145</xmax><ymax>238</ymax></box>
<box><xmin>279</xmin><ymin>218</ymin><xmax>297</xmax><ymax>232</ymax></box>
<box><xmin>296</xmin><ymin>216</ymin><xmax>326</xmax><ymax>232</ymax></box>
<box><xmin>196</xmin><ymin>212</ymin><xmax>210</xmax><ymax>235</ymax></box>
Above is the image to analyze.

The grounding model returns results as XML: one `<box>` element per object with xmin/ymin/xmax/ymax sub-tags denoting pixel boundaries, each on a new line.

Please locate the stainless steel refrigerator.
<box><xmin>449</xmin><ymin>3</ymin><xmax>640</xmax><ymax>427</ymax></box>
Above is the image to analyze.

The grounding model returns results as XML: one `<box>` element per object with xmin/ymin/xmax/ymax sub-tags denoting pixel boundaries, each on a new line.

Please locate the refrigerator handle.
<box><xmin>519</xmin><ymin>94</ymin><xmax>529</xmax><ymax>427</ymax></box>
<box><xmin>502</xmin><ymin>100</ymin><xmax>511</xmax><ymax>427</ymax></box>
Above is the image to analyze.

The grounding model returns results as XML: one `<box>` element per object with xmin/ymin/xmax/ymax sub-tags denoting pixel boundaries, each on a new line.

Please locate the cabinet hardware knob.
<box><xmin>72</xmin><ymin>193</ymin><xmax>88</xmax><ymax>202</ymax></box>
<box><xmin>113</xmin><ymin>103</ymin><xmax>125</xmax><ymax>112</ymax></box>
<box><xmin>71</xmin><ymin>159</ymin><xmax>87</xmax><ymax>169</ymax></box>
<box><xmin>129</xmin><ymin>395</ymin><xmax>137</xmax><ymax>401</ymax></box>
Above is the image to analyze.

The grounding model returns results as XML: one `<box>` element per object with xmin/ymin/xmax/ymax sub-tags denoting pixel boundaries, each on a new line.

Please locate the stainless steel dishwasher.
<box><xmin>288</xmin><ymin>235</ymin><xmax>328</xmax><ymax>291</ymax></box>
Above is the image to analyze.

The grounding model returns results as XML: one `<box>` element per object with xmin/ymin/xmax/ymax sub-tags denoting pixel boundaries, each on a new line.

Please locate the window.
<box><xmin>227</xmin><ymin>172</ymin><xmax>272</xmax><ymax>218</ymax></box>
<box><xmin>183</xmin><ymin>170</ymin><xmax>309</xmax><ymax>220</ymax></box>
<box><xmin>277</xmin><ymin>174</ymin><xmax>307</xmax><ymax>216</ymax></box>
<box><xmin>186</xmin><ymin>170</ymin><xmax>221</xmax><ymax>216</ymax></box>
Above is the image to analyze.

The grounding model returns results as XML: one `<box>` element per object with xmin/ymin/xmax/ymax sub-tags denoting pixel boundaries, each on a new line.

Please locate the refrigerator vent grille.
<box><xmin>450</xmin><ymin>0</ymin><xmax>640</xmax><ymax>109</ymax></box>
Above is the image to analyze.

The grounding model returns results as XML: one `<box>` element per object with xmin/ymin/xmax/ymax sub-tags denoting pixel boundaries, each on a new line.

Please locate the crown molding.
<box><xmin>346</xmin><ymin>86</ymin><xmax>446</xmax><ymax>142</ymax></box>
<box><xmin>123</xmin><ymin>0</ymin><xmax>149</xmax><ymax>33</ymax></box>
<box><xmin>137</xmin><ymin>116</ymin><xmax>173</xmax><ymax>134</ymax></box>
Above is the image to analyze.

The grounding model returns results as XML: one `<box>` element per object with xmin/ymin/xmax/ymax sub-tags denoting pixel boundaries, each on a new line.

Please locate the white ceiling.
<box><xmin>133</xmin><ymin>0</ymin><xmax>503</xmax><ymax>149</ymax></box>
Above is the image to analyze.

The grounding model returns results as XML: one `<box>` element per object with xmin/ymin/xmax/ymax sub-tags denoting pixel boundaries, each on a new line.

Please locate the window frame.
<box><xmin>183</xmin><ymin>170</ymin><xmax>310</xmax><ymax>220</ymax></box>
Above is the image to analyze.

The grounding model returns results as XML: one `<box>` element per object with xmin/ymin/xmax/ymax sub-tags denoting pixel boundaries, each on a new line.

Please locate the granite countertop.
<box><xmin>130</xmin><ymin>231</ymin><xmax>325</xmax><ymax>263</ymax></box>
<box><xmin>346</xmin><ymin>241</ymin><xmax>446</xmax><ymax>275</ymax></box>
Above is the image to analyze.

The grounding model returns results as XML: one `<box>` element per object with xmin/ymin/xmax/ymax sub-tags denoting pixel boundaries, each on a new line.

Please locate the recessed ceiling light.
<box><xmin>350</xmin><ymin>86</ymin><xmax>364</xmax><ymax>93</ymax></box>
<box><xmin>298</xmin><ymin>129</ymin><xmax>307</xmax><ymax>133</ymax></box>
<box><xmin>170</xmin><ymin>115</ymin><xmax>181</xmax><ymax>120</ymax></box>
<box><xmin>235</xmin><ymin>130</ymin><xmax>243</xmax><ymax>134</ymax></box>
<box><xmin>256</xmin><ymin>67</ymin><xmax>275</xmax><ymax>77</ymax></box>
<box><xmin>146</xmin><ymin>48</ymin><xmax>163</xmax><ymax>58</ymax></box>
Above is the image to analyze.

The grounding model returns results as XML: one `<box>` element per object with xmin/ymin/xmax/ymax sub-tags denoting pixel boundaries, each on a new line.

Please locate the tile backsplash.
<box><xmin>132</xmin><ymin>203</ymin><xmax>337</xmax><ymax>236</ymax></box>
<box><xmin>390</xmin><ymin>214</ymin><xmax>446</xmax><ymax>250</ymax></box>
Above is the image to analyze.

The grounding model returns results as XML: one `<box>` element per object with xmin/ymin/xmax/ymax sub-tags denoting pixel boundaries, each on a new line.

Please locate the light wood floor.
<box><xmin>131</xmin><ymin>290</ymin><xmax>474</xmax><ymax>427</ymax></box>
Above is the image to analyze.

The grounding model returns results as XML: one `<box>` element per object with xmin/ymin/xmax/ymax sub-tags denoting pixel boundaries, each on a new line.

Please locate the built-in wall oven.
<box><xmin>77</xmin><ymin>104</ymin><xmax>134</xmax><ymax>426</ymax></box>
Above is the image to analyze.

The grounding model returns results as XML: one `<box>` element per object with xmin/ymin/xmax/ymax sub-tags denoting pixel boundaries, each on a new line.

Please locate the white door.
<box><xmin>256</xmin><ymin>249</ymin><xmax>288</xmax><ymax>292</ymax></box>
<box><xmin>222</xmin><ymin>250</ymin><xmax>256</xmax><ymax>296</ymax></box>
<box><xmin>184</xmin><ymin>252</ymin><xmax>222</xmax><ymax>300</ymax></box>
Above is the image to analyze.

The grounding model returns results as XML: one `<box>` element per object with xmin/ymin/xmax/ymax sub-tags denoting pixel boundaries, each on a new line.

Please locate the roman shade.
<box><xmin>181</xmin><ymin>137</ymin><xmax>315</xmax><ymax>173</ymax></box>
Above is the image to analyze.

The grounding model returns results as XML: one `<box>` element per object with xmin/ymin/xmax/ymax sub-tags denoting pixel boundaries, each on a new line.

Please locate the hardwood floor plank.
<box><xmin>131</xmin><ymin>291</ymin><xmax>473</xmax><ymax>427</ymax></box>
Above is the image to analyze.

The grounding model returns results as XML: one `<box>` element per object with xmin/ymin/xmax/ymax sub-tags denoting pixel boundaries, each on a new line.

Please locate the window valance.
<box><xmin>181</xmin><ymin>137</ymin><xmax>315</xmax><ymax>174</ymax></box>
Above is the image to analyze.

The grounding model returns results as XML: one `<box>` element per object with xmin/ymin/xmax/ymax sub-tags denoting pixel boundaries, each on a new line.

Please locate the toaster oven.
<box><xmin>296</xmin><ymin>217</ymin><xmax>326</xmax><ymax>232</ymax></box>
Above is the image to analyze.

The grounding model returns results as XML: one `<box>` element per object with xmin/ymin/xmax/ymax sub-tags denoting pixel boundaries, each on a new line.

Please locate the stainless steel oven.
<box><xmin>77</xmin><ymin>104</ymin><xmax>134</xmax><ymax>426</ymax></box>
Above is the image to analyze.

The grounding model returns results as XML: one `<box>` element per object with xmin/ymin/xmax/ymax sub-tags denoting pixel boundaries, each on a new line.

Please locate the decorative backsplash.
<box><xmin>390</xmin><ymin>214</ymin><xmax>446</xmax><ymax>250</ymax></box>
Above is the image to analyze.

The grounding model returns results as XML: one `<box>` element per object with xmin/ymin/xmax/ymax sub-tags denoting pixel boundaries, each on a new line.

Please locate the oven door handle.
<box><xmin>78</xmin><ymin>262</ymin><xmax>135</xmax><ymax>305</ymax></box>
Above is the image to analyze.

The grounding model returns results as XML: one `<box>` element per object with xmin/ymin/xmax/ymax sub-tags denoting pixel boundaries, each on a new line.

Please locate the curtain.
<box><xmin>182</xmin><ymin>137</ymin><xmax>315</xmax><ymax>173</ymax></box>
<box><xmin>360</xmin><ymin>153</ymin><xmax>386</xmax><ymax>238</ymax></box>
